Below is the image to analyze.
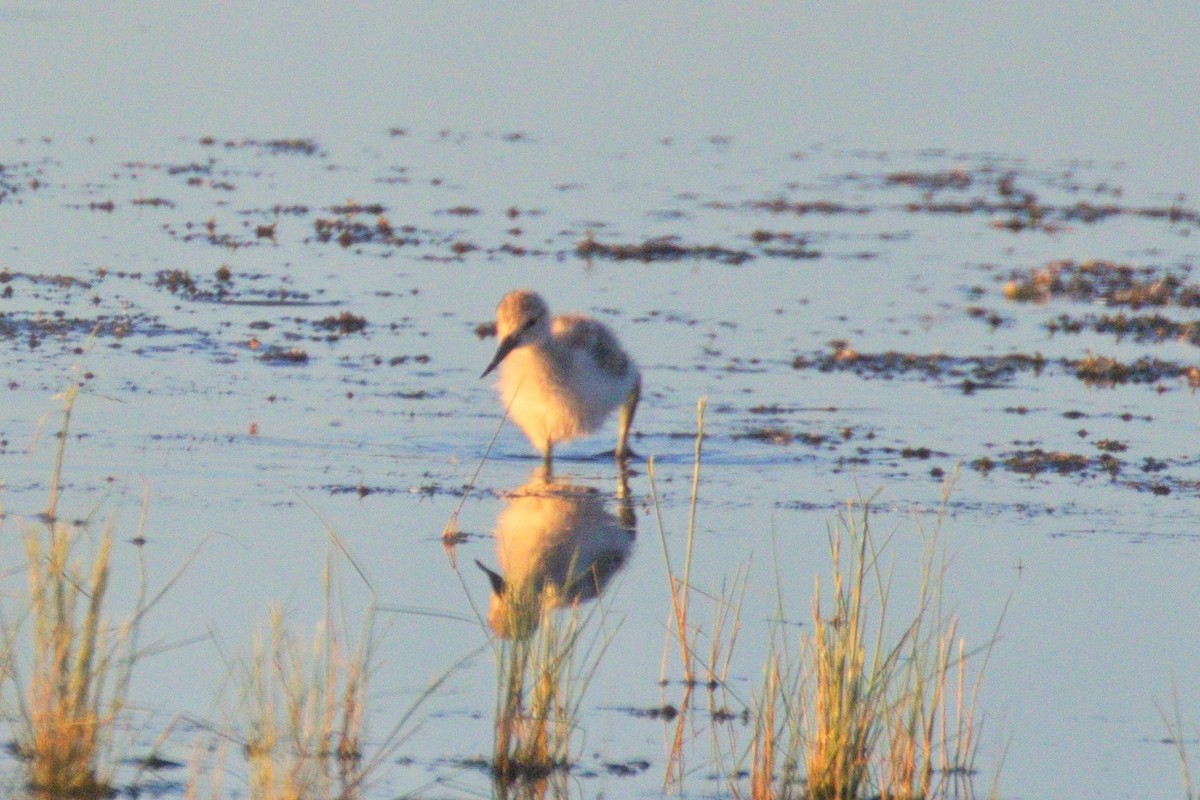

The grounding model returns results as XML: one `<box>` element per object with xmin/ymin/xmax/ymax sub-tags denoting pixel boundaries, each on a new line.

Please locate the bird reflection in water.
<box><xmin>475</xmin><ymin>467</ymin><xmax>636</xmax><ymax>638</ymax></box>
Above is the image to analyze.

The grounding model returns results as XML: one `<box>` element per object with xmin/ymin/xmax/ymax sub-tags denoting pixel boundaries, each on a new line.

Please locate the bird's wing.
<box><xmin>552</xmin><ymin>315</ymin><xmax>632</xmax><ymax>377</ymax></box>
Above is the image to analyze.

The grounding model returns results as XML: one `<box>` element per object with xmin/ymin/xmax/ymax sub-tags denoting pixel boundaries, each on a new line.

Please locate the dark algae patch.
<box><xmin>202</xmin><ymin>136</ymin><xmax>323</xmax><ymax>156</ymax></box>
<box><xmin>795</xmin><ymin>345</ymin><xmax>1048</xmax><ymax>388</ymax></box>
<box><xmin>314</xmin><ymin>311</ymin><xmax>368</xmax><ymax>336</ymax></box>
<box><xmin>733</xmin><ymin>427</ymin><xmax>828</xmax><ymax>446</ymax></box>
<box><xmin>880</xmin><ymin>168</ymin><xmax>1200</xmax><ymax>232</ymax></box>
<box><xmin>745</xmin><ymin>198</ymin><xmax>870</xmax><ymax>216</ymax></box>
<box><xmin>152</xmin><ymin>268</ymin><xmax>321</xmax><ymax>306</ymax></box>
<box><xmin>1003</xmin><ymin>259</ymin><xmax>1200</xmax><ymax>308</ymax></box>
<box><xmin>1047</xmin><ymin>312</ymin><xmax>1200</xmax><ymax>347</ymax></box>
<box><xmin>257</xmin><ymin>345</ymin><xmax>310</xmax><ymax>365</ymax></box>
<box><xmin>1073</xmin><ymin>354</ymin><xmax>1200</xmax><ymax>388</ymax></box>
<box><xmin>793</xmin><ymin>345</ymin><xmax>1200</xmax><ymax>390</ymax></box>
<box><xmin>313</xmin><ymin>212</ymin><xmax>413</xmax><ymax>248</ymax></box>
<box><xmin>576</xmin><ymin>233</ymin><xmax>753</xmax><ymax>265</ymax></box>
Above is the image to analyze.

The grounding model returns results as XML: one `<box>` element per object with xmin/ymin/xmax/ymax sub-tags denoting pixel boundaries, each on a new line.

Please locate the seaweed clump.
<box><xmin>576</xmin><ymin>233</ymin><xmax>752</xmax><ymax>265</ymax></box>
<box><xmin>1003</xmin><ymin>260</ymin><xmax>1200</xmax><ymax>308</ymax></box>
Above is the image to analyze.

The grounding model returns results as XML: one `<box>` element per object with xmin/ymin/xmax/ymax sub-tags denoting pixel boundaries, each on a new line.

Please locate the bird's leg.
<box><xmin>543</xmin><ymin>440</ymin><xmax>554</xmax><ymax>473</ymax></box>
<box><xmin>615</xmin><ymin>376</ymin><xmax>641</xmax><ymax>461</ymax></box>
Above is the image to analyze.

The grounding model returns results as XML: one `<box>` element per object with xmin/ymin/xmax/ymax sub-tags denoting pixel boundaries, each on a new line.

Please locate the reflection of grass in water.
<box><xmin>489</xmin><ymin>573</ymin><xmax>611</xmax><ymax>793</ymax></box>
<box><xmin>2</xmin><ymin>382</ymin><xmax>176</xmax><ymax>798</ymax></box>
<box><xmin>746</xmin><ymin>487</ymin><xmax>1000</xmax><ymax>800</ymax></box>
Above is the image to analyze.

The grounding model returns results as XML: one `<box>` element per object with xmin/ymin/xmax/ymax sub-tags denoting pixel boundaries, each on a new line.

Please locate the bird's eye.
<box><xmin>523</xmin><ymin>317</ymin><xmax>538</xmax><ymax>330</ymax></box>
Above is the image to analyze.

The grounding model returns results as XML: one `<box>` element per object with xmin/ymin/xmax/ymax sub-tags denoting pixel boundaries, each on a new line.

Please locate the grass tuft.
<box><xmin>230</xmin><ymin>522</ymin><xmax>458</xmax><ymax>800</ymax></box>
<box><xmin>17</xmin><ymin>515</ymin><xmax>121</xmax><ymax>799</ymax></box>
<box><xmin>238</xmin><ymin>603</ymin><xmax>371</xmax><ymax>800</ymax></box>
<box><xmin>2</xmin><ymin>381</ymin><xmax>158</xmax><ymax>798</ymax></box>
<box><xmin>746</xmin><ymin>488</ymin><xmax>998</xmax><ymax>800</ymax></box>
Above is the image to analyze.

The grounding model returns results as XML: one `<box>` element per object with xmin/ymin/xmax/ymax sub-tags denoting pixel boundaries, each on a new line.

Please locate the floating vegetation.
<box><xmin>883</xmin><ymin>169</ymin><xmax>1200</xmax><ymax>231</ymax></box>
<box><xmin>885</xmin><ymin>168</ymin><xmax>973</xmax><ymax>191</ymax></box>
<box><xmin>155</xmin><ymin>268</ymin><xmax>199</xmax><ymax>296</ymax></box>
<box><xmin>131</xmin><ymin>196</ymin><xmax>175</xmax><ymax>208</ymax></box>
<box><xmin>0</xmin><ymin>269</ymin><xmax>93</xmax><ymax>291</ymax></box>
<box><xmin>152</xmin><ymin>268</ymin><xmax>315</xmax><ymax>305</ymax></box>
<box><xmin>0</xmin><ymin>310</ymin><xmax>144</xmax><ymax>344</ymax></box>
<box><xmin>749</xmin><ymin>229</ymin><xmax>822</xmax><ymax>259</ymax></box>
<box><xmin>258</xmin><ymin>345</ymin><xmax>310</xmax><ymax>365</ymax></box>
<box><xmin>1003</xmin><ymin>259</ymin><xmax>1200</xmax><ymax>308</ymax></box>
<box><xmin>1002</xmin><ymin>449</ymin><xmax>1090</xmax><ymax>476</ymax></box>
<box><xmin>734</xmin><ymin>427</ymin><xmax>828</xmax><ymax>446</ymax></box>
<box><xmin>576</xmin><ymin>233</ymin><xmax>753</xmax><ymax>265</ymax></box>
<box><xmin>0</xmin><ymin>159</ymin><xmax>47</xmax><ymax>204</ymax></box>
<box><xmin>1073</xmin><ymin>353</ymin><xmax>1200</xmax><ymax>388</ymax></box>
<box><xmin>964</xmin><ymin>305</ymin><xmax>1008</xmax><ymax>329</ymax></box>
<box><xmin>201</xmin><ymin>136</ymin><xmax>323</xmax><ymax>156</ymax></box>
<box><xmin>314</xmin><ymin>311</ymin><xmax>368</xmax><ymax>336</ymax></box>
<box><xmin>800</xmin><ymin>346</ymin><xmax>1048</xmax><ymax>388</ymax></box>
<box><xmin>747</xmin><ymin>198</ymin><xmax>870</xmax><ymax>216</ymax></box>
<box><xmin>971</xmin><ymin>448</ymin><xmax>1121</xmax><ymax>479</ymax></box>
<box><xmin>312</xmin><ymin>212</ymin><xmax>421</xmax><ymax>249</ymax></box>
<box><xmin>1047</xmin><ymin>312</ymin><xmax>1200</xmax><ymax>347</ymax></box>
<box><xmin>790</xmin><ymin>343</ymin><xmax>1200</xmax><ymax>391</ymax></box>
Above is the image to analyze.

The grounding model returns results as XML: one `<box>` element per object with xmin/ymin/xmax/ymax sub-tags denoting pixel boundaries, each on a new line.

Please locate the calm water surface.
<box><xmin>2</xmin><ymin>6</ymin><xmax>1199</xmax><ymax>800</ymax></box>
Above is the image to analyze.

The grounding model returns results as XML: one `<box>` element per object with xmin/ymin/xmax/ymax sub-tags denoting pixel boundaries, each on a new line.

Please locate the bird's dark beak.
<box><xmin>480</xmin><ymin>334</ymin><xmax>519</xmax><ymax>379</ymax></box>
<box><xmin>475</xmin><ymin>559</ymin><xmax>506</xmax><ymax>596</ymax></box>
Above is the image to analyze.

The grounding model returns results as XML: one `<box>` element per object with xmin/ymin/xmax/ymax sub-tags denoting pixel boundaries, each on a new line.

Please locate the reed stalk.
<box><xmin>654</xmin><ymin>396</ymin><xmax>745</xmax><ymax>691</ymax></box>
<box><xmin>652</xmin><ymin>398</ymin><xmax>707</xmax><ymax>686</ymax></box>
<box><xmin>651</xmin><ymin>397</ymin><xmax>761</xmax><ymax>792</ymax></box>
<box><xmin>1161</xmin><ymin>679</ymin><xmax>1197</xmax><ymax>800</ymax></box>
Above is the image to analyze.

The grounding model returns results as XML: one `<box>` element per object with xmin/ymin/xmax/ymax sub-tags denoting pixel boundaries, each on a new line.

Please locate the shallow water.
<box><xmin>3</xmin><ymin>6</ymin><xmax>1200</xmax><ymax>800</ymax></box>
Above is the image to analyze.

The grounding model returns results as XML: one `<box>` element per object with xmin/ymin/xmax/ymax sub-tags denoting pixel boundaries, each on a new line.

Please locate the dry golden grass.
<box><xmin>2</xmin><ymin>382</ymin><xmax>170</xmax><ymax>798</ymax></box>
<box><xmin>18</xmin><ymin>515</ymin><xmax>121</xmax><ymax>799</ymax></box>
<box><xmin>184</xmin><ymin>737</ymin><xmax>229</xmax><ymax>800</ymax></box>
<box><xmin>744</xmin><ymin>488</ymin><xmax>998</xmax><ymax>800</ymax></box>
<box><xmin>231</xmin><ymin>524</ymin><xmax>458</xmax><ymax>800</ymax></box>
<box><xmin>802</xmin><ymin>520</ymin><xmax>884</xmax><ymax>800</ymax></box>
<box><xmin>238</xmin><ymin>603</ymin><xmax>371</xmax><ymax>800</ymax></box>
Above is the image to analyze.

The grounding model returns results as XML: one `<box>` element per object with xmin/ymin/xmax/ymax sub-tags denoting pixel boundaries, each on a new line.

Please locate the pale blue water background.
<box><xmin>2</xmin><ymin>4</ymin><xmax>1200</xmax><ymax>799</ymax></box>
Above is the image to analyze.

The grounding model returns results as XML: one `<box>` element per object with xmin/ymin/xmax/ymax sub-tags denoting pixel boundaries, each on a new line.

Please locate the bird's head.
<box><xmin>481</xmin><ymin>290</ymin><xmax>550</xmax><ymax>378</ymax></box>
